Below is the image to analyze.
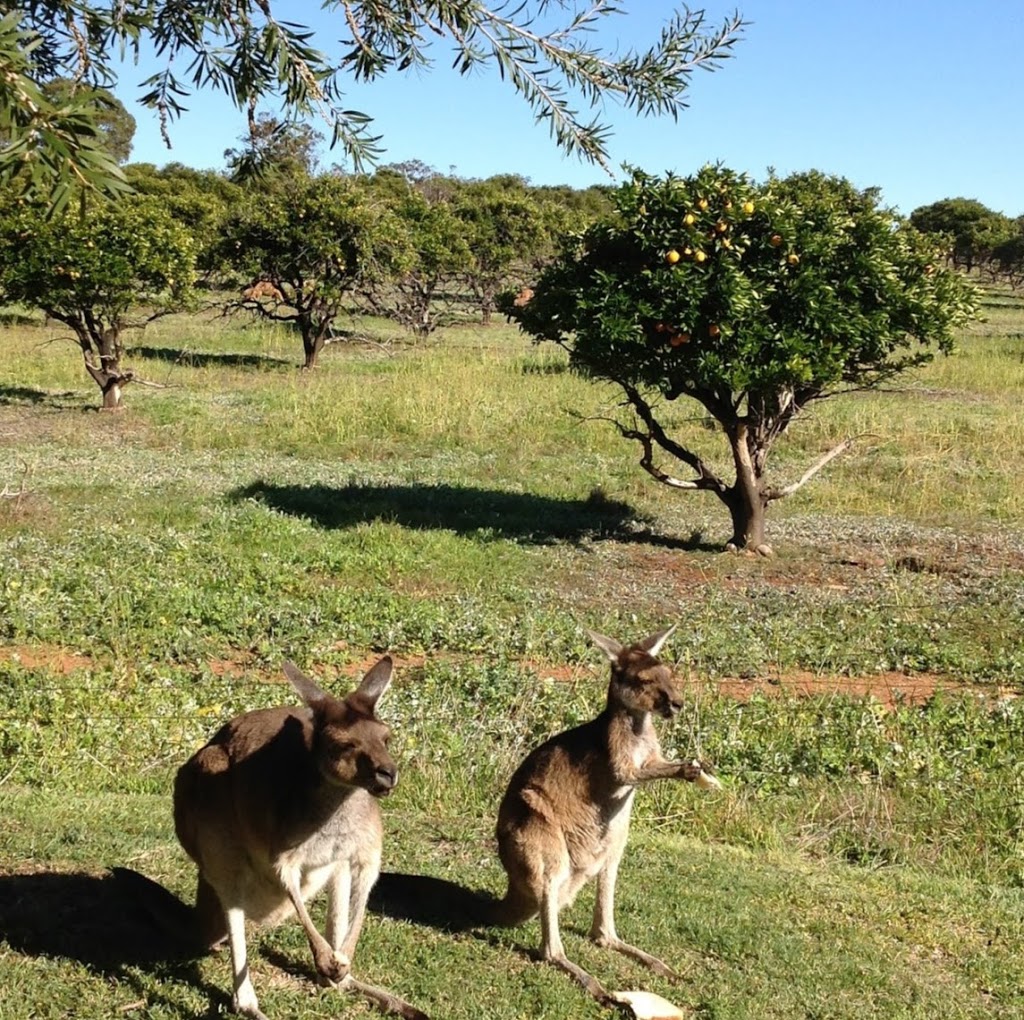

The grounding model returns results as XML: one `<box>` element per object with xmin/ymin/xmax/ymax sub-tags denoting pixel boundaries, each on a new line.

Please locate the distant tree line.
<box><xmin>910</xmin><ymin>198</ymin><xmax>1024</xmax><ymax>287</ymax></box>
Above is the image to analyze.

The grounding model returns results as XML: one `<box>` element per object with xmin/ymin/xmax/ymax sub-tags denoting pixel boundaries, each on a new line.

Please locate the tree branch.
<box><xmin>619</xmin><ymin>381</ymin><xmax>727</xmax><ymax>493</ymax></box>
<box><xmin>763</xmin><ymin>435</ymin><xmax>871</xmax><ymax>501</ymax></box>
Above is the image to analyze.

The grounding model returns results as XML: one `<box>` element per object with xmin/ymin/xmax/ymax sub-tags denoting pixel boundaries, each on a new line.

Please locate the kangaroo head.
<box><xmin>588</xmin><ymin>625</ymin><xmax>683</xmax><ymax>719</ymax></box>
<box><xmin>283</xmin><ymin>656</ymin><xmax>398</xmax><ymax>797</ymax></box>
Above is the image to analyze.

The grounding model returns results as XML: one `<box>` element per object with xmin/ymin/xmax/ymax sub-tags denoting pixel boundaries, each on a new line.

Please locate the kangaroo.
<box><xmin>172</xmin><ymin>655</ymin><xmax>427</xmax><ymax>1020</ymax></box>
<box><xmin>492</xmin><ymin>626</ymin><xmax>721</xmax><ymax>1008</ymax></box>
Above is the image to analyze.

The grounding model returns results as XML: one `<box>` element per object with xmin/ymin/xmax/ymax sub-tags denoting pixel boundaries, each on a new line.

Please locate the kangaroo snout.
<box><xmin>372</xmin><ymin>763</ymin><xmax>398</xmax><ymax>796</ymax></box>
<box><xmin>658</xmin><ymin>688</ymin><xmax>684</xmax><ymax>719</ymax></box>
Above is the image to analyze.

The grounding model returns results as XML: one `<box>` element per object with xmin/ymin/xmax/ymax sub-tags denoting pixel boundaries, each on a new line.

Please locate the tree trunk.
<box><xmin>724</xmin><ymin>422</ymin><xmax>769</xmax><ymax>550</ymax></box>
<box><xmin>301</xmin><ymin>326</ymin><xmax>323</xmax><ymax>369</ymax></box>
<box><xmin>78</xmin><ymin>324</ymin><xmax>128</xmax><ymax>410</ymax></box>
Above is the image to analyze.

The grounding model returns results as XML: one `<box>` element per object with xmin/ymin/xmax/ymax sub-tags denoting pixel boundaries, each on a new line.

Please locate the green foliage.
<box><xmin>0</xmin><ymin>194</ymin><xmax>195</xmax><ymax>323</ymax></box>
<box><xmin>910</xmin><ymin>197</ymin><xmax>1017</xmax><ymax>271</ymax></box>
<box><xmin>0</xmin><ymin>2</ymin><xmax>744</xmax><ymax>207</ymax></box>
<box><xmin>41</xmin><ymin>79</ymin><xmax>137</xmax><ymax>165</ymax></box>
<box><xmin>519</xmin><ymin>166</ymin><xmax>978</xmax><ymax>397</ymax></box>
<box><xmin>455</xmin><ymin>182</ymin><xmax>549</xmax><ymax>319</ymax></box>
<box><xmin>0</xmin><ymin>12</ymin><xmax>129</xmax><ymax>213</ymax></box>
<box><xmin>0</xmin><ymin>192</ymin><xmax>196</xmax><ymax>404</ymax></box>
<box><xmin>124</xmin><ymin>162</ymin><xmax>242</xmax><ymax>269</ymax></box>
<box><xmin>224</xmin><ymin>112</ymin><xmax>324</xmax><ymax>182</ymax></box>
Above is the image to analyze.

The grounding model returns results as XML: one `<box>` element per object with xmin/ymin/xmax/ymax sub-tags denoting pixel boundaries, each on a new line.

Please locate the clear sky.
<box><xmin>112</xmin><ymin>0</ymin><xmax>1024</xmax><ymax>218</ymax></box>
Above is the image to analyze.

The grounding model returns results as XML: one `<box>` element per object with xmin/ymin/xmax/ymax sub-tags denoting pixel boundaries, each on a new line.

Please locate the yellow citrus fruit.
<box><xmin>698</xmin><ymin>198</ymin><xmax>709</xmax><ymax>210</ymax></box>
<box><xmin>721</xmin><ymin>238</ymin><xmax>733</xmax><ymax>249</ymax></box>
<box><xmin>694</xmin><ymin>250</ymin><xmax>707</xmax><ymax>263</ymax></box>
<box><xmin>683</xmin><ymin>246</ymin><xmax>694</xmax><ymax>256</ymax></box>
<box><xmin>715</xmin><ymin>221</ymin><xmax>728</xmax><ymax>233</ymax></box>
<box><xmin>683</xmin><ymin>213</ymin><xmax>696</xmax><ymax>226</ymax></box>
<box><xmin>742</xmin><ymin>200</ymin><xmax>755</xmax><ymax>214</ymax></box>
<box><xmin>665</xmin><ymin>249</ymin><xmax>681</xmax><ymax>265</ymax></box>
<box><xmin>787</xmin><ymin>253</ymin><xmax>800</xmax><ymax>265</ymax></box>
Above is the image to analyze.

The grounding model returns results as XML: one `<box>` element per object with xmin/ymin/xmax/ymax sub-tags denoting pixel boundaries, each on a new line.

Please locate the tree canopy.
<box><xmin>0</xmin><ymin>2</ymin><xmax>744</xmax><ymax>209</ymax></box>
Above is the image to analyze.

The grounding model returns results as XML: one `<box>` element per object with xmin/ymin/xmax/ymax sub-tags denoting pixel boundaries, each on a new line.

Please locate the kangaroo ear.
<box><xmin>636</xmin><ymin>624</ymin><xmax>677</xmax><ymax>658</ymax></box>
<box><xmin>283</xmin><ymin>661</ymin><xmax>329</xmax><ymax>707</ymax></box>
<box><xmin>356</xmin><ymin>655</ymin><xmax>394</xmax><ymax>707</ymax></box>
<box><xmin>587</xmin><ymin>630</ymin><xmax>624</xmax><ymax>663</ymax></box>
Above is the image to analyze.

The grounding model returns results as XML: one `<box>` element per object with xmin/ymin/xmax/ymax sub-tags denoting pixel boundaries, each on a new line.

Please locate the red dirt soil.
<box><xmin>2</xmin><ymin>644</ymin><xmax>1010</xmax><ymax>710</ymax></box>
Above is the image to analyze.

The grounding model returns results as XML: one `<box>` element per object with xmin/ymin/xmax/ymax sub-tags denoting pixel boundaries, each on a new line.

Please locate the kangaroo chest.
<box><xmin>275</xmin><ymin>789</ymin><xmax>381</xmax><ymax>872</ymax></box>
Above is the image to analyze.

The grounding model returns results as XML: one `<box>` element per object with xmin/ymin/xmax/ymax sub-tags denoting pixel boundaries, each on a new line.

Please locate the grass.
<box><xmin>1</xmin><ymin>287</ymin><xmax>1023</xmax><ymax>1018</ymax></box>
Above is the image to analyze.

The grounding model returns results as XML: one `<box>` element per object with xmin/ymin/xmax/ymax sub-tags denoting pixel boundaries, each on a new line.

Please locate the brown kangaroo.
<box><xmin>173</xmin><ymin>656</ymin><xmax>427</xmax><ymax>1020</ymax></box>
<box><xmin>492</xmin><ymin>626</ymin><xmax>721</xmax><ymax>1007</ymax></box>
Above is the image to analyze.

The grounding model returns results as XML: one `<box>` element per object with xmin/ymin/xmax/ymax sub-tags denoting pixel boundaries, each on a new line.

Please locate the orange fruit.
<box><xmin>742</xmin><ymin>200</ymin><xmax>755</xmax><ymax>214</ymax></box>
<box><xmin>708</xmin><ymin>323</ymin><xmax>721</xmax><ymax>337</ymax></box>
<box><xmin>665</xmin><ymin>249</ymin><xmax>681</xmax><ymax>265</ymax></box>
<box><xmin>670</xmin><ymin>332</ymin><xmax>691</xmax><ymax>347</ymax></box>
<box><xmin>769</xmin><ymin>234</ymin><xmax>783</xmax><ymax>247</ymax></box>
<box><xmin>715</xmin><ymin>221</ymin><xmax>728</xmax><ymax>233</ymax></box>
<box><xmin>787</xmin><ymin>253</ymin><xmax>800</xmax><ymax>265</ymax></box>
<box><xmin>694</xmin><ymin>250</ymin><xmax>707</xmax><ymax>263</ymax></box>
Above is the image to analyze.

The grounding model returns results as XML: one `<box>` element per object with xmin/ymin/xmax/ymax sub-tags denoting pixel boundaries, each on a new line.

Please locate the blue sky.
<box><xmin>113</xmin><ymin>0</ymin><xmax>1023</xmax><ymax>217</ymax></box>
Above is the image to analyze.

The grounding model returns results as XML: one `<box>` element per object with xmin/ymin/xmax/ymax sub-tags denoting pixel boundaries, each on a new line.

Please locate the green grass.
<box><xmin>1</xmin><ymin>290</ymin><xmax>1023</xmax><ymax>1018</ymax></box>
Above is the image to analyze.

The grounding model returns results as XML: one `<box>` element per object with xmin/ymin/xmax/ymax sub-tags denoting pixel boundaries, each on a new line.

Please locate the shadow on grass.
<box><xmin>231</xmin><ymin>480</ymin><xmax>643</xmax><ymax>546</ymax></box>
<box><xmin>230</xmin><ymin>480</ymin><xmax>722</xmax><ymax>551</ymax></box>
<box><xmin>129</xmin><ymin>345</ymin><xmax>294</xmax><ymax>370</ymax></box>
<box><xmin>0</xmin><ymin>384</ymin><xmax>82</xmax><ymax>407</ymax></box>
<box><xmin>0</xmin><ymin>870</ymin><xmax>226</xmax><ymax>1016</ymax></box>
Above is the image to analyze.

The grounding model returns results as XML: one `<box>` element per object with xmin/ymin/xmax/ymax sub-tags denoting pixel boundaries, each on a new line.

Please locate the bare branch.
<box><xmin>764</xmin><ymin>435</ymin><xmax>875</xmax><ymax>502</ymax></box>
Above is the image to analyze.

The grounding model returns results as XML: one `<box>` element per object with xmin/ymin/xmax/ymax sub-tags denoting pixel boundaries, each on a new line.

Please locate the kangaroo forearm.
<box><xmin>631</xmin><ymin>759</ymin><xmax>705</xmax><ymax>784</ymax></box>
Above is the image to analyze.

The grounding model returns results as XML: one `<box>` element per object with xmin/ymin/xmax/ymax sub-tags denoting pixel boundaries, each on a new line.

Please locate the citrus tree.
<box><xmin>910</xmin><ymin>198</ymin><xmax>1016</xmax><ymax>273</ymax></box>
<box><xmin>507</xmin><ymin>166</ymin><xmax>980</xmax><ymax>552</ymax></box>
<box><xmin>455</xmin><ymin>182</ymin><xmax>548</xmax><ymax>324</ymax></box>
<box><xmin>0</xmin><ymin>194</ymin><xmax>196</xmax><ymax>408</ymax></box>
<box><xmin>359</xmin><ymin>182</ymin><xmax>472</xmax><ymax>337</ymax></box>
<box><xmin>215</xmin><ymin>175</ymin><xmax>411</xmax><ymax>368</ymax></box>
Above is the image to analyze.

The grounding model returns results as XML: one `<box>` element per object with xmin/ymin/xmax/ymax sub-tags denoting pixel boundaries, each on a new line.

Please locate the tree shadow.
<box><xmin>230</xmin><ymin>480</ymin><xmax>724</xmax><ymax>551</ymax></box>
<box><xmin>0</xmin><ymin>384</ymin><xmax>82</xmax><ymax>407</ymax></box>
<box><xmin>129</xmin><ymin>346</ymin><xmax>294</xmax><ymax>370</ymax></box>
<box><xmin>0</xmin><ymin>869</ymin><xmax>226</xmax><ymax>1014</ymax></box>
<box><xmin>230</xmin><ymin>481</ymin><xmax>649</xmax><ymax>545</ymax></box>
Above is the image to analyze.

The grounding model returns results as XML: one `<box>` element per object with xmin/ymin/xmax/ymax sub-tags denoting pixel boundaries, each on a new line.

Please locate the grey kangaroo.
<box><xmin>491</xmin><ymin>626</ymin><xmax>721</xmax><ymax>1007</ymax></box>
<box><xmin>172</xmin><ymin>655</ymin><xmax>427</xmax><ymax>1020</ymax></box>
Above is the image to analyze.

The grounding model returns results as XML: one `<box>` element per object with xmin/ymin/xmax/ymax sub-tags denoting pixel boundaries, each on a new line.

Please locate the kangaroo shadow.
<box><xmin>129</xmin><ymin>346</ymin><xmax>293</xmax><ymax>370</ymax></box>
<box><xmin>230</xmin><ymin>481</ymin><xmax>648</xmax><ymax>546</ymax></box>
<box><xmin>0</xmin><ymin>869</ymin><xmax>227</xmax><ymax>1014</ymax></box>
<box><xmin>369</xmin><ymin>872</ymin><xmax>495</xmax><ymax>932</ymax></box>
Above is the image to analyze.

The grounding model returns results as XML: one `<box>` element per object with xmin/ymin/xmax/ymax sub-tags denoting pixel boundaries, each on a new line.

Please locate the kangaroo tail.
<box><xmin>485</xmin><ymin>885</ymin><xmax>538</xmax><ymax>928</ymax></box>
